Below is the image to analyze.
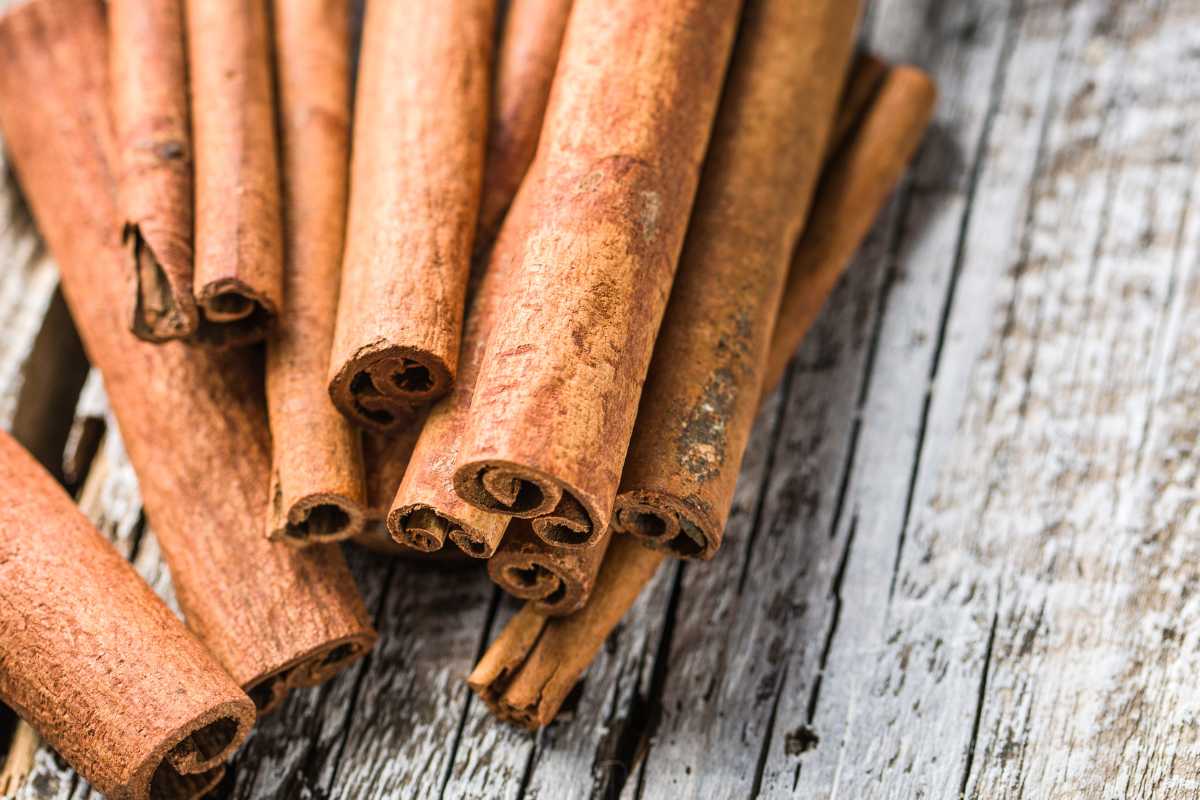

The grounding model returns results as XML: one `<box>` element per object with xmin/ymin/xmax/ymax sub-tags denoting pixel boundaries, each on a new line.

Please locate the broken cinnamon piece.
<box><xmin>110</xmin><ymin>0</ymin><xmax>198</xmax><ymax>343</ymax></box>
<box><xmin>265</xmin><ymin>0</ymin><xmax>365</xmax><ymax>547</ymax></box>
<box><xmin>611</xmin><ymin>0</ymin><xmax>863</xmax><ymax>560</ymax></box>
<box><xmin>453</xmin><ymin>0</ymin><xmax>744</xmax><ymax>548</ymax></box>
<box><xmin>185</xmin><ymin>0</ymin><xmax>284</xmax><ymax>347</ymax></box>
<box><xmin>328</xmin><ymin>0</ymin><xmax>496</xmax><ymax>430</ymax></box>
<box><xmin>476</xmin><ymin>0</ymin><xmax>573</xmax><ymax>249</ymax></box>
<box><xmin>0</xmin><ymin>0</ymin><xmax>376</xmax><ymax>717</ymax></box>
<box><xmin>0</xmin><ymin>429</ymin><xmax>255</xmax><ymax>800</ymax></box>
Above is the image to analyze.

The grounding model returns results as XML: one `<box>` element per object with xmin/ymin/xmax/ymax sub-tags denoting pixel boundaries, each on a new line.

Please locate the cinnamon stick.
<box><xmin>476</xmin><ymin>0</ymin><xmax>573</xmax><ymax>249</ymax></box>
<box><xmin>610</xmin><ymin>0</ymin><xmax>862</xmax><ymax>560</ymax></box>
<box><xmin>762</xmin><ymin>65</ymin><xmax>937</xmax><ymax>392</ymax></box>
<box><xmin>185</xmin><ymin>0</ymin><xmax>284</xmax><ymax>347</ymax></box>
<box><xmin>265</xmin><ymin>0</ymin><xmax>365</xmax><ymax>546</ymax></box>
<box><xmin>487</xmin><ymin>518</ymin><xmax>610</xmax><ymax>616</ymax></box>
<box><xmin>453</xmin><ymin>0</ymin><xmax>744</xmax><ymax>549</ymax></box>
<box><xmin>328</xmin><ymin>0</ymin><xmax>496</xmax><ymax>430</ymax></box>
<box><xmin>0</xmin><ymin>0</ymin><xmax>375</xmax><ymax>715</ymax></box>
<box><xmin>110</xmin><ymin>0</ymin><xmax>198</xmax><ymax>343</ymax></box>
<box><xmin>0</xmin><ymin>430</ymin><xmax>255</xmax><ymax>800</ymax></box>
<box><xmin>470</xmin><ymin>62</ymin><xmax>937</xmax><ymax>729</ymax></box>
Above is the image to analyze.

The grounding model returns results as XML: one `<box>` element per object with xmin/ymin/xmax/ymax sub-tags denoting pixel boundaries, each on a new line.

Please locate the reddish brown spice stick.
<box><xmin>110</xmin><ymin>0</ymin><xmax>198</xmax><ymax>343</ymax></box>
<box><xmin>610</xmin><ymin>0</ymin><xmax>862</xmax><ymax>560</ymax></box>
<box><xmin>0</xmin><ymin>0</ymin><xmax>375</xmax><ymax>715</ymax></box>
<box><xmin>185</xmin><ymin>0</ymin><xmax>283</xmax><ymax>347</ymax></box>
<box><xmin>476</xmin><ymin>0</ymin><xmax>573</xmax><ymax>249</ymax></box>
<box><xmin>0</xmin><ymin>430</ymin><xmax>255</xmax><ymax>800</ymax></box>
<box><xmin>453</xmin><ymin>0</ymin><xmax>744</xmax><ymax>549</ymax></box>
<box><xmin>328</xmin><ymin>0</ymin><xmax>496</xmax><ymax>430</ymax></box>
<box><xmin>470</xmin><ymin>63</ymin><xmax>937</xmax><ymax>729</ymax></box>
<box><xmin>486</xmin><ymin>518</ymin><xmax>610</xmax><ymax>616</ymax></box>
<box><xmin>265</xmin><ymin>0</ymin><xmax>365</xmax><ymax>547</ymax></box>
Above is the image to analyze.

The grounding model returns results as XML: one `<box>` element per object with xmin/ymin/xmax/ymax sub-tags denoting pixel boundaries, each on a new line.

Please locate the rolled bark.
<box><xmin>453</xmin><ymin>0</ymin><xmax>744</xmax><ymax>549</ymax></box>
<box><xmin>0</xmin><ymin>0</ymin><xmax>375</xmax><ymax>716</ymax></box>
<box><xmin>328</xmin><ymin>0</ymin><xmax>495</xmax><ymax>431</ymax></box>
<box><xmin>470</xmin><ymin>62</ymin><xmax>937</xmax><ymax>729</ymax></box>
<box><xmin>0</xmin><ymin>429</ymin><xmax>255</xmax><ymax>800</ymax></box>
<box><xmin>762</xmin><ymin>65</ymin><xmax>937</xmax><ymax>392</ymax></box>
<box><xmin>185</xmin><ymin>0</ymin><xmax>284</xmax><ymax>347</ymax></box>
<box><xmin>476</xmin><ymin>0</ymin><xmax>573</xmax><ymax>249</ymax></box>
<box><xmin>266</xmin><ymin>0</ymin><xmax>365</xmax><ymax>547</ymax></box>
<box><xmin>487</xmin><ymin>518</ymin><xmax>610</xmax><ymax>616</ymax></box>
<box><xmin>610</xmin><ymin>0</ymin><xmax>862</xmax><ymax>560</ymax></box>
<box><xmin>110</xmin><ymin>0</ymin><xmax>198</xmax><ymax>343</ymax></box>
<box><xmin>469</xmin><ymin>536</ymin><xmax>663</xmax><ymax>728</ymax></box>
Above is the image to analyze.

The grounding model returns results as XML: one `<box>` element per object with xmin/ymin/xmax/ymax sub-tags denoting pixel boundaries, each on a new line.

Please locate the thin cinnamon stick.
<box><xmin>610</xmin><ymin>0</ymin><xmax>862</xmax><ymax>560</ymax></box>
<box><xmin>0</xmin><ymin>0</ymin><xmax>375</xmax><ymax>715</ymax></box>
<box><xmin>762</xmin><ymin>65</ymin><xmax>937</xmax><ymax>392</ymax></box>
<box><xmin>453</xmin><ymin>0</ymin><xmax>744</xmax><ymax>549</ymax></box>
<box><xmin>185</xmin><ymin>0</ymin><xmax>283</xmax><ymax>347</ymax></box>
<box><xmin>487</xmin><ymin>518</ymin><xmax>610</xmax><ymax>616</ymax></box>
<box><xmin>265</xmin><ymin>0</ymin><xmax>365</xmax><ymax>547</ymax></box>
<box><xmin>470</xmin><ymin>62</ymin><xmax>937</xmax><ymax>729</ymax></box>
<box><xmin>0</xmin><ymin>430</ymin><xmax>255</xmax><ymax>800</ymax></box>
<box><xmin>110</xmin><ymin>0</ymin><xmax>198</xmax><ymax>343</ymax></box>
<box><xmin>476</xmin><ymin>0</ymin><xmax>573</xmax><ymax>249</ymax></box>
<box><xmin>328</xmin><ymin>0</ymin><xmax>496</xmax><ymax>430</ymax></box>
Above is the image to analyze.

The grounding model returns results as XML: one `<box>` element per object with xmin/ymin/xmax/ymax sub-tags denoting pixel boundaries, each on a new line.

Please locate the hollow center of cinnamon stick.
<box><xmin>479</xmin><ymin>467</ymin><xmax>547</xmax><ymax>513</ymax></box>
<box><xmin>388</xmin><ymin>359</ymin><xmax>432</xmax><ymax>394</ymax></box>
<box><xmin>165</xmin><ymin>716</ymin><xmax>241</xmax><ymax>772</ymax></box>
<box><xmin>286</xmin><ymin>503</ymin><xmax>352</xmax><ymax>542</ymax></box>
<box><xmin>203</xmin><ymin>289</ymin><xmax>256</xmax><ymax>322</ymax></box>
<box><xmin>504</xmin><ymin>563</ymin><xmax>549</xmax><ymax>589</ymax></box>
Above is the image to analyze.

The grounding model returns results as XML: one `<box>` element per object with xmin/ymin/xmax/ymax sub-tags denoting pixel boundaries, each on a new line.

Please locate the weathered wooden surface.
<box><xmin>4</xmin><ymin>0</ymin><xmax>1200</xmax><ymax>797</ymax></box>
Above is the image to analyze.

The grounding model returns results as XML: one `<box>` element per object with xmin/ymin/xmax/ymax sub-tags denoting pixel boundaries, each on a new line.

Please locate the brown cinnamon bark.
<box><xmin>0</xmin><ymin>430</ymin><xmax>255</xmax><ymax>800</ymax></box>
<box><xmin>0</xmin><ymin>0</ymin><xmax>375</xmax><ymax>716</ymax></box>
<box><xmin>763</xmin><ymin>66</ymin><xmax>937</xmax><ymax>393</ymax></box>
<box><xmin>476</xmin><ymin>0</ymin><xmax>573</xmax><ymax>249</ymax></box>
<box><xmin>266</xmin><ymin>0</ymin><xmax>365</xmax><ymax>547</ymax></box>
<box><xmin>469</xmin><ymin>536</ymin><xmax>663</xmax><ymax>728</ymax></box>
<box><xmin>110</xmin><ymin>0</ymin><xmax>198</xmax><ymax>343</ymax></box>
<box><xmin>470</xmin><ymin>62</ymin><xmax>937</xmax><ymax>729</ymax></box>
<box><xmin>453</xmin><ymin>0</ymin><xmax>743</xmax><ymax>549</ymax></box>
<box><xmin>487</xmin><ymin>519</ymin><xmax>610</xmax><ymax>616</ymax></box>
<box><xmin>610</xmin><ymin>0</ymin><xmax>862</xmax><ymax>560</ymax></box>
<box><xmin>328</xmin><ymin>0</ymin><xmax>496</xmax><ymax>430</ymax></box>
<box><xmin>185</xmin><ymin>0</ymin><xmax>284</xmax><ymax>347</ymax></box>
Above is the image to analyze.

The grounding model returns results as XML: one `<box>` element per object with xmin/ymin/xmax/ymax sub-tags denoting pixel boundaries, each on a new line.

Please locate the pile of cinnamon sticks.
<box><xmin>0</xmin><ymin>0</ymin><xmax>934</xmax><ymax>794</ymax></box>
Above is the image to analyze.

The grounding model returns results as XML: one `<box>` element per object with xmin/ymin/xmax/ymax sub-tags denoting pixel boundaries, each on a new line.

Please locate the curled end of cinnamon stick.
<box><xmin>124</xmin><ymin>222</ymin><xmax>199</xmax><ymax>343</ymax></box>
<box><xmin>271</xmin><ymin>491</ymin><xmax>366</xmax><ymax>547</ymax></box>
<box><xmin>244</xmin><ymin>631</ymin><xmax>376</xmax><ymax>715</ymax></box>
<box><xmin>141</xmin><ymin>697</ymin><xmax>254</xmax><ymax>800</ymax></box>
<box><xmin>193</xmin><ymin>278</ymin><xmax>276</xmax><ymax>349</ymax></box>
<box><xmin>487</xmin><ymin>551</ymin><xmax>588</xmax><ymax>617</ymax></box>
<box><xmin>611</xmin><ymin>490</ymin><xmax>715</xmax><ymax>560</ymax></box>
<box><xmin>386</xmin><ymin>504</ymin><xmax>450</xmax><ymax>552</ymax></box>
<box><xmin>454</xmin><ymin>460</ymin><xmax>604</xmax><ymax>548</ymax></box>
<box><xmin>329</xmin><ymin>345</ymin><xmax>452</xmax><ymax>432</ymax></box>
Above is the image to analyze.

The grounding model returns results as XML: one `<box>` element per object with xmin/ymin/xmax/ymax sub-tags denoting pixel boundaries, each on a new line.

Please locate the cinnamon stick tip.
<box><xmin>329</xmin><ymin>344</ymin><xmax>452</xmax><ymax>432</ymax></box>
<box><xmin>386</xmin><ymin>503</ymin><xmax>449</xmax><ymax>552</ymax></box>
<box><xmin>143</xmin><ymin>695</ymin><xmax>254</xmax><ymax>799</ymax></box>
<box><xmin>611</xmin><ymin>490</ymin><xmax>716</xmax><ymax>560</ymax></box>
<box><xmin>271</xmin><ymin>492</ymin><xmax>366</xmax><ymax>547</ymax></box>
<box><xmin>194</xmin><ymin>278</ymin><xmax>276</xmax><ymax>348</ymax></box>
<box><xmin>245</xmin><ymin>631</ymin><xmax>376</xmax><ymax>715</ymax></box>
<box><xmin>123</xmin><ymin>222</ymin><xmax>199</xmax><ymax>343</ymax></box>
<box><xmin>489</xmin><ymin>556</ymin><xmax>585</xmax><ymax>617</ymax></box>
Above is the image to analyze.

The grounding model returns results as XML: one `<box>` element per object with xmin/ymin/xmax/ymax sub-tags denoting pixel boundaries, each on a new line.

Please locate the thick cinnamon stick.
<box><xmin>185</xmin><ymin>0</ymin><xmax>283</xmax><ymax>347</ymax></box>
<box><xmin>110</xmin><ymin>0</ymin><xmax>198</xmax><ymax>343</ymax></box>
<box><xmin>487</xmin><ymin>518</ymin><xmax>610</xmax><ymax>616</ymax></box>
<box><xmin>470</xmin><ymin>63</ymin><xmax>937</xmax><ymax>729</ymax></box>
<box><xmin>0</xmin><ymin>0</ymin><xmax>375</xmax><ymax>715</ymax></box>
<box><xmin>265</xmin><ymin>0</ymin><xmax>365</xmax><ymax>546</ymax></box>
<box><xmin>453</xmin><ymin>0</ymin><xmax>743</xmax><ymax>549</ymax></box>
<box><xmin>762</xmin><ymin>65</ymin><xmax>937</xmax><ymax>392</ymax></box>
<box><xmin>610</xmin><ymin>0</ymin><xmax>862</xmax><ymax>560</ymax></box>
<box><xmin>476</xmin><ymin>0</ymin><xmax>573</xmax><ymax>249</ymax></box>
<box><xmin>0</xmin><ymin>430</ymin><xmax>255</xmax><ymax>800</ymax></box>
<box><xmin>328</xmin><ymin>0</ymin><xmax>496</xmax><ymax>430</ymax></box>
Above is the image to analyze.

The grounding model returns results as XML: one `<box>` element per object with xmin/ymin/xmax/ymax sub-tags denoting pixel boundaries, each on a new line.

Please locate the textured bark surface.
<box><xmin>110</xmin><ymin>0</ymin><xmax>198</xmax><ymax>343</ymax></box>
<box><xmin>329</xmin><ymin>0</ymin><xmax>495</xmax><ymax>429</ymax></box>
<box><xmin>0</xmin><ymin>431</ymin><xmax>255</xmax><ymax>800</ymax></box>
<box><xmin>0</xmin><ymin>0</ymin><xmax>374</xmax><ymax>716</ymax></box>
<box><xmin>476</xmin><ymin>0</ymin><xmax>573</xmax><ymax>249</ymax></box>
<box><xmin>185</xmin><ymin>0</ymin><xmax>283</xmax><ymax>347</ymax></box>
<box><xmin>611</xmin><ymin>0</ymin><xmax>862</xmax><ymax>560</ymax></box>
<box><xmin>454</xmin><ymin>0</ymin><xmax>744</xmax><ymax>548</ymax></box>
<box><xmin>6</xmin><ymin>0</ymin><xmax>1200</xmax><ymax>797</ymax></box>
<box><xmin>265</xmin><ymin>0</ymin><xmax>365</xmax><ymax>547</ymax></box>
